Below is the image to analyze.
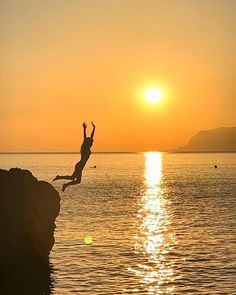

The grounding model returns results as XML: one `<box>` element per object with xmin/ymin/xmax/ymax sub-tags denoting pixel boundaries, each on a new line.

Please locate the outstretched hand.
<box><xmin>83</xmin><ymin>122</ymin><xmax>87</xmax><ymax>129</ymax></box>
<box><xmin>91</xmin><ymin>121</ymin><xmax>95</xmax><ymax>128</ymax></box>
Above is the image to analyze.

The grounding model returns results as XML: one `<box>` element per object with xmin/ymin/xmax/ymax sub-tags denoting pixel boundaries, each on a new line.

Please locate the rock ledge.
<box><xmin>0</xmin><ymin>168</ymin><xmax>60</xmax><ymax>269</ymax></box>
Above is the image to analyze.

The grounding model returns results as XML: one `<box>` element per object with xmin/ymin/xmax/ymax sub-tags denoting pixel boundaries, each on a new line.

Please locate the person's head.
<box><xmin>84</xmin><ymin>137</ymin><xmax>93</xmax><ymax>147</ymax></box>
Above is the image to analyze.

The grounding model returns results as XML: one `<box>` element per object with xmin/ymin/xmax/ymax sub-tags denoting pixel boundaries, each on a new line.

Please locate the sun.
<box><xmin>144</xmin><ymin>87</ymin><xmax>163</xmax><ymax>104</ymax></box>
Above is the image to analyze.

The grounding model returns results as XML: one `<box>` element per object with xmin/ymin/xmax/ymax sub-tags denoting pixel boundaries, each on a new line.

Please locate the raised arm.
<box><xmin>82</xmin><ymin>122</ymin><xmax>87</xmax><ymax>139</ymax></box>
<box><xmin>90</xmin><ymin>121</ymin><xmax>96</xmax><ymax>139</ymax></box>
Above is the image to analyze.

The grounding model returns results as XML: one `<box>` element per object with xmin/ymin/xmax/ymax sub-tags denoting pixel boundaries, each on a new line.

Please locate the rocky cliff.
<box><xmin>0</xmin><ymin>168</ymin><xmax>60</xmax><ymax>293</ymax></box>
<box><xmin>174</xmin><ymin>127</ymin><xmax>236</xmax><ymax>152</ymax></box>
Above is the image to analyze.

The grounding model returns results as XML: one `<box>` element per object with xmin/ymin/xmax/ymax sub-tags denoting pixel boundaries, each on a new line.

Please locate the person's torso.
<box><xmin>80</xmin><ymin>142</ymin><xmax>91</xmax><ymax>164</ymax></box>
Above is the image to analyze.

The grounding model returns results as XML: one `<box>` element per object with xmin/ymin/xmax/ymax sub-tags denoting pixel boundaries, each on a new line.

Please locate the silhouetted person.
<box><xmin>53</xmin><ymin>122</ymin><xmax>96</xmax><ymax>191</ymax></box>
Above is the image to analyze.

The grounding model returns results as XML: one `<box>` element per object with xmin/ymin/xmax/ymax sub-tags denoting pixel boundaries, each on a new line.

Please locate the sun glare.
<box><xmin>144</xmin><ymin>88</ymin><xmax>163</xmax><ymax>104</ymax></box>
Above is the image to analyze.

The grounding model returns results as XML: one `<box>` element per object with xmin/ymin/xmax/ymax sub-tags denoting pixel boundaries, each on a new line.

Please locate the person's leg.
<box><xmin>62</xmin><ymin>172</ymin><xmax>82</xmax><ymax>191</ymax></box>
<box><xmin>53</xmin><ymin>161</ymin><xmax>82</xmax><ymax>181</ymax></box>
<box><xmin>53</xmin><ymin>175</ymin><xmax>74</xmax><ymax>181</ymax></box>
<box><xmin>62</xmin><ymin>179</ymin><xmax>81</xmax><ymax>192</ymax></box>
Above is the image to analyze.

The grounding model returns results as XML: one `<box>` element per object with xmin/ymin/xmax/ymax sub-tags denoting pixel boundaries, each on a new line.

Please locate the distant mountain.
<box><xmin>173</xmin><ymin>127</ymin><xmax>236</xmax><ymax>152</ymax></box>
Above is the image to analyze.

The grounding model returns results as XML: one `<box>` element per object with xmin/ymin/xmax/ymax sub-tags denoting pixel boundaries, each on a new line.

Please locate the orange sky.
<box><xmin>1</xmin><ymin>0</ymin><xmax>236</xmax><ymax>152</ymax></box>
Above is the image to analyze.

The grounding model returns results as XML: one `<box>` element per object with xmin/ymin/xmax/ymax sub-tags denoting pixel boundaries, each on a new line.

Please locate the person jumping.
<box><xmin>53</xmin><ymin>121</ymin><xmax>96</xmax><ymax>191</ymax></box>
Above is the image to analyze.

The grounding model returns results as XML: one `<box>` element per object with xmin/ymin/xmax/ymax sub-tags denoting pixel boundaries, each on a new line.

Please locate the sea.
<box><xmin>1</xmin><ymin>152</ymin><xmax>236</xmax><ymax>294</ymax></box>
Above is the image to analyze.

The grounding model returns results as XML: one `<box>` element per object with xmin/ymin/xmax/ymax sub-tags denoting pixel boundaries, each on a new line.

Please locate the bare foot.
<box><xmin>62</xmin><ymin>184</ymin><xmax>67</xmax><ymax>192</ymax></box>
<box><xmin>53</xmin><ymin>175</ymin><xmax>59</xmax><ymax>181</ymax></box>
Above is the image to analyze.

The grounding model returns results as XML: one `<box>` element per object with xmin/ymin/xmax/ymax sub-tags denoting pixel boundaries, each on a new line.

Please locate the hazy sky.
<box><xmin>1</xmin><ymin>0</ymin><xmax>236</xmax><ymax>152</ymax></box>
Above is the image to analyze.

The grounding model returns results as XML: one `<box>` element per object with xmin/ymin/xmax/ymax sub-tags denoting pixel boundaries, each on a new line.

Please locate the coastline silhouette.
<box><xmin>53</xmin><ymin>122</ymin><xmax>96</xmax><ymax>191</ymax></box>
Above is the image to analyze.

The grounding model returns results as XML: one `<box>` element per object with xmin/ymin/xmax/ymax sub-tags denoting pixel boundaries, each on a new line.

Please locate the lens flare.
<box><xmin>84</xmin><ymin>236</ymin><xmax>93</xmax><ymax>245</ymax></box>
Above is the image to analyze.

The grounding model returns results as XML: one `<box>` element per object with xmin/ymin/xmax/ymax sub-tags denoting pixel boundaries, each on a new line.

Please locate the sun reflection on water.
<box><xmin>132</xmin><ymin>152</ymin><xmax>176</xmax><ymax>294</ymax></box>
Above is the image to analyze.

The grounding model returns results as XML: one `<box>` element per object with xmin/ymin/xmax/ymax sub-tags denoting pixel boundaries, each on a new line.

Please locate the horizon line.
<box><xmin>1</xmin><ymin>150</ymin><xmax>236</xmax><ymax>155</ymax></box>
<box><xmin>0</xmin><ymin>151</ymin><xmax>169</xmax><ymax>154</ymax></box>
<box><xmin>0</xmin><ymin>151</ymin><xmax>139</xmax><ymax>154</ymax></box>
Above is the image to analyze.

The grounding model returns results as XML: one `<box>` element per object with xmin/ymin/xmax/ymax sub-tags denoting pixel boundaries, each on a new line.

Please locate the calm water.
<box><xmin>1</xmin><ymin>152</ymin><xmax>236</xmax><ymax>294</ymax></box>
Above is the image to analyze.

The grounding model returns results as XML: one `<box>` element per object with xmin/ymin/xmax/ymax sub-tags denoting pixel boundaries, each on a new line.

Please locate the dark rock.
<box><xmin>0</xmin><ymin>168</ymin><xmax>60</xmax><ymax>293</ymax></box>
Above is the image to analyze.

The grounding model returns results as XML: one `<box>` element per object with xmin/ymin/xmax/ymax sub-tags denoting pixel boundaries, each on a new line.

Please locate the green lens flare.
<box><xmin>84</xmin><ymin>236</ymin><xmax>93</xmax><ymax>245</ymax></box>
